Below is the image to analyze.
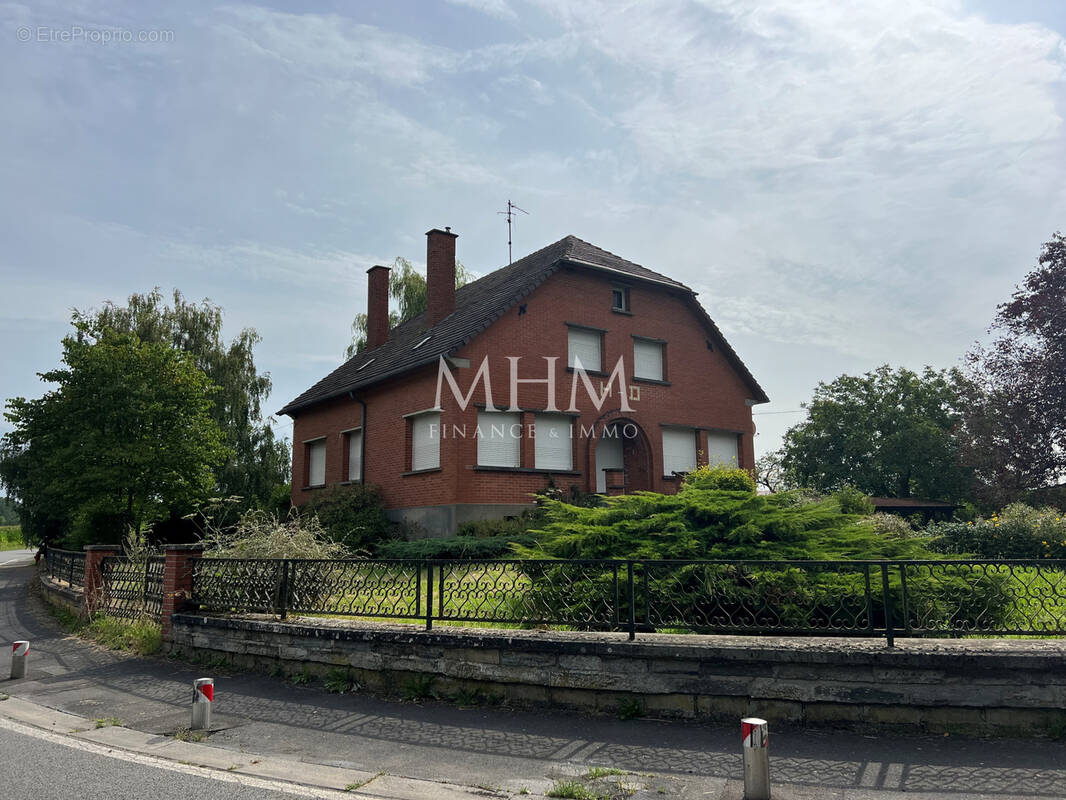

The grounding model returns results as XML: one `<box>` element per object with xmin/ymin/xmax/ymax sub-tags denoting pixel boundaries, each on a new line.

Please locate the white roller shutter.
<box><xmin>662</xmin><ymin>428</ymin><xmax>696</xmax><ymax>476</ymax></box>
<box><xmin>535</xmin><ymin>414</ymin><xmax>573</xmax><ymax>470</ymax></box>
<box><xmin>633</xmin><ymin>339</ymin><xmax>663</xmax><ymax>380</ymax></box>
<box><xmin>706</xmin><ymin>431</ymin><xmax>739</xmax><ymax>467</ymax></box>
<box><xmin>567</xmin><ymin>327</ymin><xmax>601</xmax><ymax>370</ymax></box>
<box><xmin>347</xmin><ymin>430</ymin><xmax>363</xmax><ymax>481</ymax></box>
<box><xmin>477</xmin><ymin>411</ymin><xmax>521</xmax><ymax>467</ymax></box>
<box><xmin>411</xmin><ymin>413</ymin><xmax>441</xmax><ymax>471</ymax></box>
<box><xmin>308</xmin><ymin>439</ymin><xmax>326</xmax><ymax>486</ymax></box>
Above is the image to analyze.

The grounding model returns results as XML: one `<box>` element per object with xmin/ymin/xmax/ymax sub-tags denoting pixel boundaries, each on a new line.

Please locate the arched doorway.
<box><xmin>593</xmin><ymin>420</ymin><xmax>652</xmax><ymax>494</ymax></box>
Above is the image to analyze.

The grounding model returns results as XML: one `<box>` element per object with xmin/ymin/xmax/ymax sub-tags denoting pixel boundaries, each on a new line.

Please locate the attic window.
<box><xmin>356</xmin><ymin>358</ymin><xmax>375</xmax><ymax>371</ymax></box>
<box><xmin>412</xmin><ymin>335</ymin><xmax>432</xmax><ymax>350</ymax></box>
<box><xmin>612</xmin><ymin>286</ymin><xmax>630</xmax><ymax>312</ymax></box>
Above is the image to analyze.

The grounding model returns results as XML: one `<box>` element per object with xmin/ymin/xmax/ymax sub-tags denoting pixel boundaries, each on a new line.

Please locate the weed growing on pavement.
<box><xmin>400</xmin><ymin>674</ymin><xmax>436</xmax><ymax>701</ymax></box>
<box><xmin>174</xmin><ymin>727</ymin><xmax>207</xmax><ymax>742</ymax></box>
<box><xmin>582</xmin><ymin>767</ymin><xmax>627</xmax><ymax>780</ymax></box>
<box><xmin>345</xmin><ymin>772</ymin><xmax>384</xmax><ymax>791</ymax></box>
<box><xmin>288</xmin><ymin>668</ymin><xmax>315</xmax><ymax>686</ymax></box>
<box><xmin>324</xmin><ymin>668</ymin><xmax>358</xmax><ymax>694</ymax></box>
<box><xmin>546</xmin><ymin>782</ymin><xmax>605</xmax><ymax>800</ymax></box>
<box><xmin>0</xmin><ymin>693</ymin><xmax>8</xmax><ymax>702</ymax></box>
<box><xmin>93</xmin><ymin>717</ymin><xmax>121</xmax><ymax>728</ymax></box>
<box><xmin>615</xmin><ymin>698</ymin><xmax>644</xmax><ymax>720</ymax></box>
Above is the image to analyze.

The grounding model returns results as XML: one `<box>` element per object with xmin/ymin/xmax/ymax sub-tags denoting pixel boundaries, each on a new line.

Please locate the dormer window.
<box><xmin>612</xmin><ymin>286</ymin><xmax>630</xmax><ymax>313</ymax></box>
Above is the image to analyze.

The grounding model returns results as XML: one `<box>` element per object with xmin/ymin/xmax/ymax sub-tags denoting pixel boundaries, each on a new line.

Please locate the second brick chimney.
<box><xmin>365</xmin><ymin>264</ymin><xmax>391</xmax><ymax>351</ymax></box>
<box><xmin>426</xmin><ymin>227</ymin><xmax>458</xmax><ymax>327</ymax></box>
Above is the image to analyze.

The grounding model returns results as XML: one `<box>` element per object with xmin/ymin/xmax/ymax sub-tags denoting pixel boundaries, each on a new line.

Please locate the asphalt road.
<box><xmin>0</xmin><ymin>549</ymin><xmax>34</xmax><ymax>566</ymax></box>
<box><xmin>0</xmin><ymin>717</ymin><xmax>351</xmax><ymax>799</ymax></box>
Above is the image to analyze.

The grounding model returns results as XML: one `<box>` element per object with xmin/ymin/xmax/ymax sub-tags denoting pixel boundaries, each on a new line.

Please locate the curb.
<box><xmin>0</xmin><ymin>693</ymin><xmax>536</xmax><ymax>799</ymax></box>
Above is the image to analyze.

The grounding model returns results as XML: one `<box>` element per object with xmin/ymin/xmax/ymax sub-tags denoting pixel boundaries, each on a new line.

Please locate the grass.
<box><xmin>546</xmin><ymin>782</ymin><xmax>608</xmax><ymax>800</ymax></box>
<box><xmin>400</xmin><ymin>674</ymin><xmax>436</xmax><ymax>701</ymax></box>
<box><xmin>93</xmin><ymin>716</ymin><xmax>121</xmax><ymax>728</ymax></box>
<box><xmin>324</xmin><ymin>667</ymin><xmax>358</xmax><ymax>694</ymax></box>
<box><xmin>86</xmin><ymin>615</ymin><xmax>163</xmax><ymax>656</ymax></box>
<box><xmin>616</xmin><ymin>698</ymin><xmax>644</xmax><ymax>720</ymax></box>
<box><xmin>582</xmin><ymin>768</ymin><xmax>628</xmax><ymax>780</ymax></box>
<box><xmin>0</xmin><ymin>526</ymin><xmax>24</xmax><ymax>551</ymax></box>
<box><xmin>345</xmin><ymin>772</ymin><xmax>384</xmax><ymax>792</ymax></box>
<box><xmin>174</xmin><ymin>727</ymin><xmax>207</xmax><ymax>742</ymax></box>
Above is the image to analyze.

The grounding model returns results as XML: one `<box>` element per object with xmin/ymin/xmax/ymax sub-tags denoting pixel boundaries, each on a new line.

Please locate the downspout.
<box><xmin>348</xmin><ymin>391</ymin><xmax>367</xmax><ymax>484</ymax></box>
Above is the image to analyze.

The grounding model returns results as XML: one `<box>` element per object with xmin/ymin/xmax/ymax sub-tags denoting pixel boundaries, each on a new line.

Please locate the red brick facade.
<box><xmin>289</xmin><ymin>259</ymin><xmax>762</xmax><ymax>535</ymax></box>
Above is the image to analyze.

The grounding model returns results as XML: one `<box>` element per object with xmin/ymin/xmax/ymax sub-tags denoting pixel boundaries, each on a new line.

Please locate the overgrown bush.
<box><xmin>86</xmin><ymin>615</ymin><xmax>162</xmax><ymax>656</ymax></box>
<box><xmin>682</xmin><ymin>464</ymin><xmax>756</xmax><ymax>493</ymax></box>
<box><xmin>303</xmin><ymin>484</ymin><xmax>392</xmax><ymax>551</ymax></box>
<box><xmin>925</xmin><ymin>503</ymin><xmax>1066</xmax><ymax>559</ymax></box>
<box><xmin>865</xmin><ymin>513</ymin><xmax>915</xmax><ymax>540</ymax></box>
<box><xmin>202</xmin><ymin>508</ymin><xmax>348</xmax><ymax>560</ymax></box>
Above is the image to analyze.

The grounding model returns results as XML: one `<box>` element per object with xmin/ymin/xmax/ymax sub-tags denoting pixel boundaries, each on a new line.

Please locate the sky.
<box><xmin>1</xmin><ymin>0</ymin><xmax>1065</xmax><ymax>458</ymax></box>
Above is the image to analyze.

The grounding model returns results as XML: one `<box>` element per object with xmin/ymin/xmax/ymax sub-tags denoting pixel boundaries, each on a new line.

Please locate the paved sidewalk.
<box><xmin>3</xmin><ymin>556</ymin><xmax>1066</xmax><ymax>799</ymax></box>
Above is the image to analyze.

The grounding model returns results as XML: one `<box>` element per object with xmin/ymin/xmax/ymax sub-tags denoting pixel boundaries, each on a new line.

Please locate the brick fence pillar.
<box><xmin>83</xmin><ymin>545</ymin><xmax>118</xmax><ymax>618</ymax></box>
<box><xmin>161</xmin><ymin>544</ymin><xmax>204</xmax><ymax>643</ymax></box>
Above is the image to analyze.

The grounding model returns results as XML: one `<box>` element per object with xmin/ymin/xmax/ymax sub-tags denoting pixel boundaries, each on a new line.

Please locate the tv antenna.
<box><xmin>497</xmin><ymin>199</ymin><xmax>529</xmax><ymax>264</ymax></box>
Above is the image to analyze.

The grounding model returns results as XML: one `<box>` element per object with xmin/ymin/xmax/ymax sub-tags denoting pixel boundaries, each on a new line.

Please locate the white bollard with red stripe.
<box><xmin>191</xmin><ymin>677</ymin><xmax>213</xmax><ymax>731</ymax></box>
<box><xmin>741</xmin><ymin>716</ymin><xmax>770</xmax><ymax>800</ymax></box>
<box><xmin>10</xmin><ymin>641</ymin><xmax>29</xmax><ymax>679</ymax></box>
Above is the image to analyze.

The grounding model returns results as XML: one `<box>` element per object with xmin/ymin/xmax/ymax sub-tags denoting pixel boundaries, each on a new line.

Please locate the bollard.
<box><xmin>191</xmin><ymin>677</ymin><xmax>213</xmax><ymax>730</ymax></box>
<box><xmin>741</xmin><ymin>716</ymin><xmax>770</xmax><ymax>800</ymax></box>
<box><xmin>10</xmin><ymin>641</ymin><xmax>29</xmax><ymax>680</ymax></box>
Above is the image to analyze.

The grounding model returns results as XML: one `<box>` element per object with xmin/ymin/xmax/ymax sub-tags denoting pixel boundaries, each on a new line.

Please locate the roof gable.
<box><xmin>279</xmin><ymin>236</ymin><xmax>767</xmax><ymax>415</ymax></box>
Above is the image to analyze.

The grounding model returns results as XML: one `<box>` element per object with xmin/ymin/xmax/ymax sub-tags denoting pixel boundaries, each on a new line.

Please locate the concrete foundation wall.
<box><xmin>387</xmin><ymin>503</ymin><xmax>535</xmax><ymax>539</ymax></box>
<box><xmin>170</xmin><ymin>613</ymin><xmax>1066</xmax><ymax>736</ymax></box>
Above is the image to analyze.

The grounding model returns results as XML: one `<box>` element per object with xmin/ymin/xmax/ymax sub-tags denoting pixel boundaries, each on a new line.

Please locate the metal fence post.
<box><xmin>626</xmin><ymin>561</ymin><xmax>636</xmax><ymax>641</ymax></box>
<box><xmin>425</xmin><ymin>561</ymin><xmax>434</xmax><ymax>631</ymax></box>
<box><xmin>880</xmin><ymin>562</ymin><xmax>895</xmax><ymax>648</ymax></box>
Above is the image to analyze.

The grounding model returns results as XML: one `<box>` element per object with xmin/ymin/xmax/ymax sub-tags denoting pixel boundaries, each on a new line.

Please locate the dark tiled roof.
<box><xmin>279</xmin><ymin>235</ymin><xmax>768</xmax><ymax>415</ymax></box>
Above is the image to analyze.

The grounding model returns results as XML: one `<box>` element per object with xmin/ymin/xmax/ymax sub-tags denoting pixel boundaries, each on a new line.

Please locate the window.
<box><xmin>411</xmin><ymin>412</ymin><xmax>440</xmax><ymax>471</ymax></box>
<box><xmin>346</xmin><ymin>429</ymin><xmax>363</xmax><ymax>481</ymax></box>
<box><xmin>477</xmin><ymin>411</ymin><xmax>521</xmax><ymax>468</ymax></box>
<box><xmin>306</xmin><ymin>439</ymin><xmax>326</xmax><ymax>487</ymax></box>
<box><xmin>706</xmin><ymin>431</ymin><xmax>739</xmax><ymax>467</ymax></box>
<box><xmin>633</xmin><ymin>338</ymin><xmax>664</xmax><ymax>381</ymax></box>
<box><xmin>612</xmin><ymin>286</ymin><xmax>630</xmax><ymax>312</ymax></box>
<box><xmin>567</xmin><ymin>326</ymin><xmax>602</xmax><ymax>371</ymax></box>
<box><xmin>662</xmin><ymin>427</ymin><xmax>696</xmax><ymax>476</ymax></box>
<box><xmin>535</xmin><ymin>414</ymin><xmax>573</xmax><ymax>470</ymax></box>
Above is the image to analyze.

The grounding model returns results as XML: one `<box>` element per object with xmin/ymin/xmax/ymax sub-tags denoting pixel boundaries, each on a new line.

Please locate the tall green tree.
<box><xmin>0</xmin><ymin>323</ymin><xmax>228</xmax><ymax>546</ymax></box>
<box><xmin>780</xmin><ymin>365</ymin><xmax>971</xmax><ymax>501</ymax></box>
<box><xmin>346</xmin><ymin>257</ymin><xmax>473</xmax><ymax>357</ymax></box>
<box><xmin>961</xmin><ymin>233</ymin><xmax>1066</xmax><ymax>505</ymax></box>
<box><xmin>77</xmin><ymin>289</ymin><xmax>288</xmax><ymax>509</ymax></box>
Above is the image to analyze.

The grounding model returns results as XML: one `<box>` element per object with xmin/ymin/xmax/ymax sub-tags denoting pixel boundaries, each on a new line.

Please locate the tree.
<box><xmin>346</xmin><ymin>257</ymin><xmax>473</xmax><ymax>357</ymax></box>
<box><xmin>754</xmin><ymin>450</ymin><xmax>790</xmax><ymax>493</ymax></box>
<box><xmin>0</xmin><ymin>323</ymin><xmax>228</xmax><ymax>547</ymax></box>
<box><xmin>77</xmin><ymin>289</ymin><xmax>289</xmax><ymax>510</ymax></box>
<box><xmin>960</xmin><ymin>233</ymin><xmax>1066</xmax><ymax>505</ymax></box>
<box><xmin>779</xmin><ymin>365</ymin><xmax>971</xmax><ymax>501</ymax></box>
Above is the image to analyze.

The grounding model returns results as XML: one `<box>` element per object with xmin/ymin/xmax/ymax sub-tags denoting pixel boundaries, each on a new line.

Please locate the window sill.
<box><xmin>337</xmin><ymin>479</ymin><xmax>364</xmax><ymax>486</ymax></box>
<box><xmin>473</xmin><ymin>466</ymin><xmax>580</xmax><ymax>475</ymax></box>
<box><xmin>565</xmin><ymin>366</ymin><xmax>607</xmax><ymax>377</ymax></box>
<box><xmin>611</xmin><ymin>308</ymin><xmax>633</xmax><ymax>316</ymax></box>
<box><xmin>300</xmin><ymin>484</ymin><xmax>327</xmax><ymax>491</ymax></box>
<box><xmin>633</xmin><ymin>377</ymin><xmax>671</xmax><ymax>386</ymax></box>
<box><xmin>401</xmin><ymin>467</ymin><xmax>442</xmax><ymax>477</ymax></box>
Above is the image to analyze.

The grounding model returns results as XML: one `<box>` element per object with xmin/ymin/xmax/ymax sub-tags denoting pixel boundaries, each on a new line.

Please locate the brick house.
<box><xmin>280</xmin><ymin>228</ymin><xmax>768</xmax><ymax>536</ymax></box>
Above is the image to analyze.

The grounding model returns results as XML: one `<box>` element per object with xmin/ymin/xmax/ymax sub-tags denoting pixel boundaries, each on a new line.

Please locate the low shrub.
<box><xmin>201</xmin><ymin>508</ymin><xmax>348</xmax><ymax>560</ymax></box>
<box><xmin>303</xmin><ymin>484</ymin><xmax>392</xmax><ymax>551</ymax></box>
<box><xmin>682</xmin><ymin>464</ymin><xmax>756</xmax><ymax>493</ymax></box>
<box><xmin>926</xmin><ymin>503</ymin><xmax>1066</xmax><ymax>559</ymax></box>
<box><xmin>834</xmin><ymin>485</ymin><xmax>875</xmax><ymax>516</ymax></box>
<box><xmin>376</xmin><ymin>510</ymin><xmax>543</xmax><ymax>560</ymax></box>
<box><xmin>866</xmin><ymin>513</ymin><xmax>915</xmax><ymax>540</ymax></box>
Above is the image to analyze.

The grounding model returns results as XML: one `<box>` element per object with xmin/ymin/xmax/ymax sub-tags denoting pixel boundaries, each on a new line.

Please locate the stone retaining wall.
<box><xmin>38</xmin><ymin>573</ymin><xmax>84</xmax><ymax>618</ymax></box>
<box><xmin>171</xmin><ymin>612</ymin><xmax>1066</xmax><ymax>736</ymax></box>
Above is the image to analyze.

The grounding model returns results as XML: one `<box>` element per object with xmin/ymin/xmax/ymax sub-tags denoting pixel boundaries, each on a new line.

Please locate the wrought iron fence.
<box><xmin>190</xmin><ymin>557</ymin><xmax>1066</xmax><ymax>643</ymax></box>
<box><xmin>99</xmin><ymin>556</ymin><xmax>165</xmax><ymax>620</ymax></box>
<box><xmin>43</xmin><ymin>548</ymin><xmax>86</xmax><ymax>590</ymax></box>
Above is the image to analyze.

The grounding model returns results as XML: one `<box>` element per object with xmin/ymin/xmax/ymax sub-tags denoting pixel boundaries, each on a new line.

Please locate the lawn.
<box><xmin>0</xmin><ymin>526</ymin><xmax>25</xmax><ymax>551</ymax></box>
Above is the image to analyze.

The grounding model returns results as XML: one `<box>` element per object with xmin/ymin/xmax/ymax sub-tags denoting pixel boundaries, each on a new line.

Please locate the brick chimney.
<box><xmin>365</xmin><ymin>264</ymin><xmax>391</xmax><ymax>351</ymax></box>
<box><xmin>426</xmin><ymin>227</ymin><xmax>458</xmax><ymax>327</ymax></box>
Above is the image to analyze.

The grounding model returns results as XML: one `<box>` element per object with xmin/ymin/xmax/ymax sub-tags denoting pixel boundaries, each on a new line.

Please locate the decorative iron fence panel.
<box><xmin>145</xmin><ymin>555</ymin><xmax>1066</xmax><ymax>642</ymax></box>
<box><xmin>100</xmin><ymin>556</ymin><xmax>164</xmax><ymax>620</ymax></box>
<box><xmin>44</xmin><ymin>548</ymin><xmax>85</xmax><ymax>590</ymax></box>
